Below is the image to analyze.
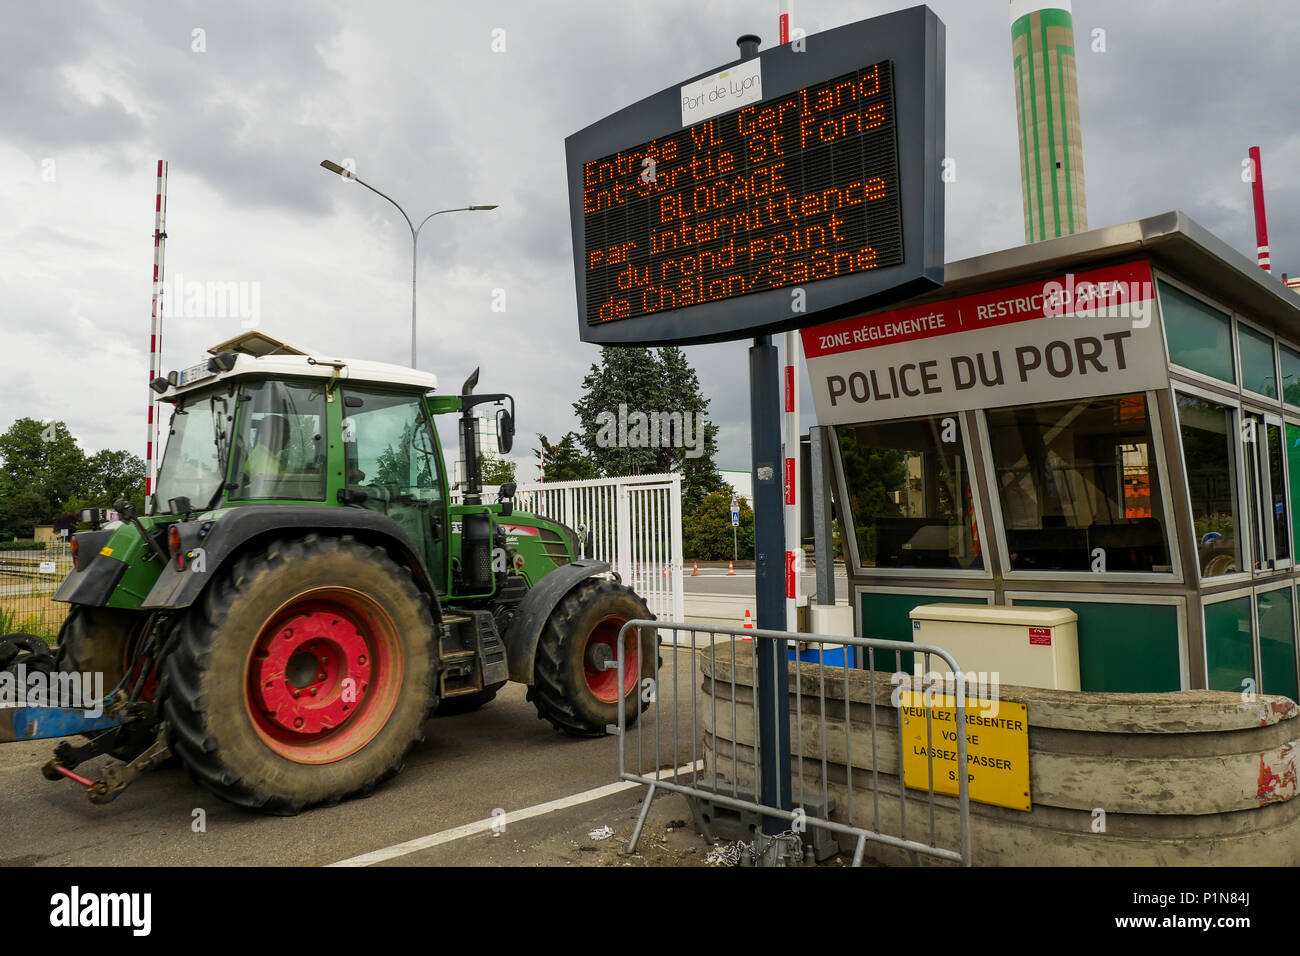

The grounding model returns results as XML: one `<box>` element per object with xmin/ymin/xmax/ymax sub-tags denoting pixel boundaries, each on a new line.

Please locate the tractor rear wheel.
<box><xmin>161</xmin><ymin>535</ymin><xmax>437</xmax><ymax>814</ymax></box>
<box><xmin>54</xmin><ymin>606</ymin><xmax>144</xmax><ymax>691</ymax></box>
<box><xmin>527</xmin><ymin>578</ymin><xmax>655</xmax><ymax>738</ymax></box>
<box><xmin>53</xmin><ymin>606</ymin><xmax>159</xmax><ymax>760</ymax></box>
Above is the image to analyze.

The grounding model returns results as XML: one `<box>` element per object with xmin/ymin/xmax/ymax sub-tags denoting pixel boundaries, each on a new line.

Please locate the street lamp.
<box><xmin>320</xmin><ymin>160</ymin><xmax>497</xmax><ymax>368</ymax></box>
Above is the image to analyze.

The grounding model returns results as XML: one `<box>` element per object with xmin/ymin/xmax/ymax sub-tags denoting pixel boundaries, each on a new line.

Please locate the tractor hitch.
<box><xmin>42</xmin><ymin>725</ymin><xmax>171</xmax><ymax>805</ymax></box>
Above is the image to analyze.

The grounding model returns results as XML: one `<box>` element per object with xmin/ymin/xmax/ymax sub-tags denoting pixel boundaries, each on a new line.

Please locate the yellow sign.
<box><xmin>900</xmin><ymin>693</ymin><xmax>1031</xmax><ymax>811</ymax></box>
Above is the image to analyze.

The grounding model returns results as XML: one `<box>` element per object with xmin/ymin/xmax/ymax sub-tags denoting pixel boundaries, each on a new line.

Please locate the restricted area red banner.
<box><xmin>801</xmin><ymin>260</ymin><xmax>1155</xmax><ymax>358</ymax></box>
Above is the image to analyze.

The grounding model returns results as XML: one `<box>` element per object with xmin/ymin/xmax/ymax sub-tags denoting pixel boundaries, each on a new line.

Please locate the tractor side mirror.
<box><xmin>496</xmin><ymin>409</ymin><xmax>514</xmax><ymax>454</ymax></box>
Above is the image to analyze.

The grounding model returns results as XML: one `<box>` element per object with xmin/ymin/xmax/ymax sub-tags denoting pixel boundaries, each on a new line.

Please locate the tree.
<box><xmin>570</xmin><ymin>346</ymin><xmax>724</xmax><ymax>504</ymax></box>
<box><xmin>0</xmin><ymin>485</ymin><xmax>46</xmax><ymax>540</ymax></box>
<box><xmin>481</xmin><ymin>454</ymin><xmax>517</xmax><ymax>485</ymax></box>
<box><xmin>683</xmin><ymin>490</ymin><xmax>753</xmax><ymax>561</ymax></box>
<box><xmin>658</xmin><ymin>346</ymin><xmax>724</xmax><ymax>508</ymax></box>
<box><xmin>572</xmin><ymin>347</ymin><xmax>663</xmax><ymax>478</ymax></box>
<box><xmin>66</xmin><ymin>448</ymin><xmax>146</xmax><ymax>516</ymax></box>
<box><xmin>534</xmin><ymin>432</ymin><xmax>598</xmax><ymax>482</ymax></box>
<box><xmin>0</xmin><ymin>419</ymin><xmax>89</xmax><ymax>538</ymax></box>
<box><xmin>87</xmin><ymin>449</ymin><xmax>146</xmax><ymax>506</ymax></box>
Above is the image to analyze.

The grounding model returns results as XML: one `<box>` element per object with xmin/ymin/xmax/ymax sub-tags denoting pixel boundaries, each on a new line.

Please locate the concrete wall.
<box><xmin>700</xmin><ymin>642</ymin><xmax>1300</xmax><ymax>865</ymax></box>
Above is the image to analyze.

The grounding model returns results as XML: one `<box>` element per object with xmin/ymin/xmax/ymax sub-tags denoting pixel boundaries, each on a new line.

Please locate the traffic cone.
<box><xmin>727</xmin><ymin>561</ymin><xmax>736</xmax><ymax>576</ymax></box>
<box><xmin>742</xmin><ymin>608</ymin><xmax>753</xmax><ymax>639</ymax></box>
<box><xmin>662</xmin><ymin>564</ymin><xmax>668</xmax><ymax>579</ymax></box>
<box><xmin>692</xmin><ymin>560</ymin><xmax>699</xmax><ymax>577</ymax></box>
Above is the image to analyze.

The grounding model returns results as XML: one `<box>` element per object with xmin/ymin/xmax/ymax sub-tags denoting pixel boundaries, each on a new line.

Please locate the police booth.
<box><xmin>803</xmin><ymin>211</ymin><xmax>1300</xmax><ymax>696</ymax></box>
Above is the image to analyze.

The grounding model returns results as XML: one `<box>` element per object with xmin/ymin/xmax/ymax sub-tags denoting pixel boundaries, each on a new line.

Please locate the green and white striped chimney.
<box><xmin>1010</xmin><ymin>0</ymin><xmax>1088</xmax><ymax>243</ymax></box>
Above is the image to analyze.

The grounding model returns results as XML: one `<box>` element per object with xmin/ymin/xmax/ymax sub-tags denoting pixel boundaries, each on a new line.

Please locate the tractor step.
<box><xmin>438</xmin><ymin>610</ymin><xmax>509</xmax><ymax>698</ymax></box>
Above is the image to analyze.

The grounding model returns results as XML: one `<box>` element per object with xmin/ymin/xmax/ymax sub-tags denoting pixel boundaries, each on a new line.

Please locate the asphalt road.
<box><xmin>0</xmin><ymin>647</ymin><xmax>709</xmax><ymax>867</ymax></box>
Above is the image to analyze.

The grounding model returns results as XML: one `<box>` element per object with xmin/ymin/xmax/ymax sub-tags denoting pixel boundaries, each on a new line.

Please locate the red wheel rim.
<box><xmin>244</xmin><ymin>588</ymin><xmax>403</xmax><ymax>765</ymax></box>
<box><xmin>582</xmin><ymin>616</ymin><xmax>639</xmax><ymax>704</ymax></box>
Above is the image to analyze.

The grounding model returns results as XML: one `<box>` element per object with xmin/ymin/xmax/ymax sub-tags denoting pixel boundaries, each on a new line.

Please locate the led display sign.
<box><xmin>565</xmin><ymin>6</ymin><xmax>945</xmax><ymax>346</ymax></box>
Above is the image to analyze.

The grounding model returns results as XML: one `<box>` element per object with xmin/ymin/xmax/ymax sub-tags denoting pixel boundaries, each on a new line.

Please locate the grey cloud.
<box><xmin>1</xmin><ymin>0</ymin><xmax>1297</xmax><ymax>474</ymax></box>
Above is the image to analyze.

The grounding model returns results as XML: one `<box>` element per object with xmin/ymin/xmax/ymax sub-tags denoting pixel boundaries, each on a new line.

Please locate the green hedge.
<box><xmin>0</xmin><ymin>540</ymin><xmax>48</xmax><ymax>551</ymax></box>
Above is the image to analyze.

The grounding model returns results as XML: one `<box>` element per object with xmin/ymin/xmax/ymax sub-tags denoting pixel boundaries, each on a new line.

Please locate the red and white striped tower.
<box><xmin>780</xmin><ymin>0</ymin><xmax>801</xmax><ymax>631</ymax></box>
<box><xmin>1249</xmin><ymin>146</ymin><xmax>1271</xmax><ymax>273</ymax></box>
<box><xmin>778</xmin><ymin>0</ymin><xmax>793</xmax><ymax>45</ymax></box>
<box><xmin>145</xmin><ymin>160</ymin><xmax>169</xmax><ymax>508</ymax></box>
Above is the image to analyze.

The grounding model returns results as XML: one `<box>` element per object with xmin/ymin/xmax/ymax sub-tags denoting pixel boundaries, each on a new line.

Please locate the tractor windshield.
<box><xmin>152</xmin><ymin>390</ymin><xmax>232</xmax><ymax>513</ymax></box>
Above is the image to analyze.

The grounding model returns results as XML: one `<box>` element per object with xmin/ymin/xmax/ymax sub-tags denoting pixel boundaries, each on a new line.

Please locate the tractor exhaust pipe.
<box><xmin>460</xmin><ymin>367</ymin><xmax>483</xmax><ymax>505</ymax></box>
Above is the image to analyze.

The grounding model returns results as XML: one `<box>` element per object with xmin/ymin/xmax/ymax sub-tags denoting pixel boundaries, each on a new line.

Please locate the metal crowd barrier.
<box><xmin>615</xmin><ymin>620</ymin><xmax>972</xmax><ymax>867</ymax></box>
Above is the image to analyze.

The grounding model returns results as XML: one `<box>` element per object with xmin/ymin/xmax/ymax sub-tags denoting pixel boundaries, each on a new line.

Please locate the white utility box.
<box><xmin>907</xmin><ymin>604</ymin><xmax>1080</xmax><ymax>691</ymax></box>
<box><xmin>809</xmin><ymin>603</ymin><xmax>854</xmax><ymax>637</ymax></box>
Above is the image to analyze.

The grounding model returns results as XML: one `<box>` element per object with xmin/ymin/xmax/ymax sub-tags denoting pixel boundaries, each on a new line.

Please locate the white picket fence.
<box><xmin>454</xmin><ymin>474</ymin><xmax>684</xmax><ymax>623</ymax></box>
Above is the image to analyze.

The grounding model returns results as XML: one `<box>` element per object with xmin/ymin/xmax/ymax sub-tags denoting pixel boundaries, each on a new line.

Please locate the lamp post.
<box><xmin>320</xmin><ymin>160</ymin><xmax>497</xmax><ymax>368</ymax></box>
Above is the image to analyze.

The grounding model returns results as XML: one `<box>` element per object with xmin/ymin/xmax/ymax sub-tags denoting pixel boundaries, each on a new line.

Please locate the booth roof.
<box><xmin>871</xmin><ymin>211</ymin><xmax>1300</xmax><ymax>337</ymax></box>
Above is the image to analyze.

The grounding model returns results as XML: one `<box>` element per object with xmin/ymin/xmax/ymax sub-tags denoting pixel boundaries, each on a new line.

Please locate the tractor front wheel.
<box><xmin>527</xmin><ymin>578</ymin><xmax>655</xmax><ymax>737</ymax></box>
<box><xmin>161</xmin><ymin>535</ymin><xmax>437</xmax><ymax>813</ymax></box>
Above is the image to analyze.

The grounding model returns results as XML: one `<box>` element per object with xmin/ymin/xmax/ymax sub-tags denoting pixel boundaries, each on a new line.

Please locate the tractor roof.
<box><xmin>157</xmin><ymin>331</ymin><xmax>438</xmax><ymax>401</ymax></box>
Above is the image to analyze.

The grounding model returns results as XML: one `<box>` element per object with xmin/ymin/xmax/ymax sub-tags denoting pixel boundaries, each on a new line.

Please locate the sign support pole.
<box><xmin>750</xmin><ymin>334</ymin><xmax>793</xmax><ymax>834</ymax></box>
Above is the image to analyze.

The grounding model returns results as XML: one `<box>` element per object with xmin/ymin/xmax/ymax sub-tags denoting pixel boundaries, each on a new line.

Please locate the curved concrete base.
<box><xmin>700</xmin><ymin>642</ymin><xmax>1300</xmax><ymax>865</ymax></box>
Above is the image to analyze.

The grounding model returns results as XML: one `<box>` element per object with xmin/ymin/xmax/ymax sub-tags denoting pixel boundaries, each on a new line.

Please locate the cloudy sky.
<box><xmin>1</xmin><ymin>0</ymin><xmax>1296</xmax><ymax>484</ymax></box>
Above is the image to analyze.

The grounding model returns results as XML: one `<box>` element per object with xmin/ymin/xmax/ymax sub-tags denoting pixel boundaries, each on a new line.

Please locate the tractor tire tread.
<box><xmin>161</xmin><ymin>535</ymin><xmax>437</xmax><ymax>814</ymax></box>
<box><xmin>528</xmin><ymin>578</ymin><xmax>655</xmax><ymax>738</ymax></box>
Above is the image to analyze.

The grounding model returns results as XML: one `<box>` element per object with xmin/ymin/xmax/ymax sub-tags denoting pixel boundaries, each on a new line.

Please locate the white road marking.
<box><xmin>328</xmin><ymin>760</ymin><xmax>704</xmax><ymax>867</ymax></box>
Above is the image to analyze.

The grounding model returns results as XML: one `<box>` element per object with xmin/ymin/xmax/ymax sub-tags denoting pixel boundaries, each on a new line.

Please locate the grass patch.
<box><xmin>0</xmin><ymin>597</ymin><xmax>66</xmax><ymax>645</ymax></box>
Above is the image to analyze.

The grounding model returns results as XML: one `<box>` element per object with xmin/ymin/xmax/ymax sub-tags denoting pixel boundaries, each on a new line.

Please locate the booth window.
<box><xmin>835</xmin><ymin>416</ymin><xmax>981</xmax><ymax>570</ymax></box>
<box><xmin>1238</xmin><ymin>323</ymin><xmax>1278</xmax><ymax>398</ymax></box>
<box><xmin>986</xmin><ymin>394</ymin><xmax>1171</xmax><ymax>573</ymax></box>
<box><xmin>1175</xmin><ymin>393</ymin><xmax>1242</xmax><ymax>577</ymax></box>
<box><xmin>1159</xmin><ymin>282</ymin><xmax>1235</xmax><ymax>384</ymax></box>
<box><xmin>1280</xmin><ymin>344</ymin><xmax>1300</xmax><ymax>407</ymax></box>
<box><xmin>1240</xmin><ymin>413</ymin><xmax>1291</xmax><ymax>571</ymax></box>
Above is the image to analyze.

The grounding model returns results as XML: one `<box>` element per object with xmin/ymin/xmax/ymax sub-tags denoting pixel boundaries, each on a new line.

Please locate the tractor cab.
<box><xmin>150</xmin><ymin>331</ymin><xmax>454</xmax><ymax>590</ymax></box>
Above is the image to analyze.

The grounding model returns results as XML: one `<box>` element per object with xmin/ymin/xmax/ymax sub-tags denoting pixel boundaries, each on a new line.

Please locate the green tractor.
<box><xmin>3</xmin><ymin>332</ymin><xmax>656</xmax><ymax>812</ymax></box>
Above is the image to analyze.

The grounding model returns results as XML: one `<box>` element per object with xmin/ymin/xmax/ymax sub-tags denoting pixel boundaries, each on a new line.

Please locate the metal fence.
<box><xmin>0</xmin><ymin>546</ymin><xmax>73</xmax><ymax>643</ymax></box>
<box><xmin>455</xmin><ymin>474</ymin><xmax>685</xmax><ymax>622</ymax></box>
<box><xmin>615</xmin><ymin>620</ymin><xmax>973</xmax><ymax>867</ymax></box>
